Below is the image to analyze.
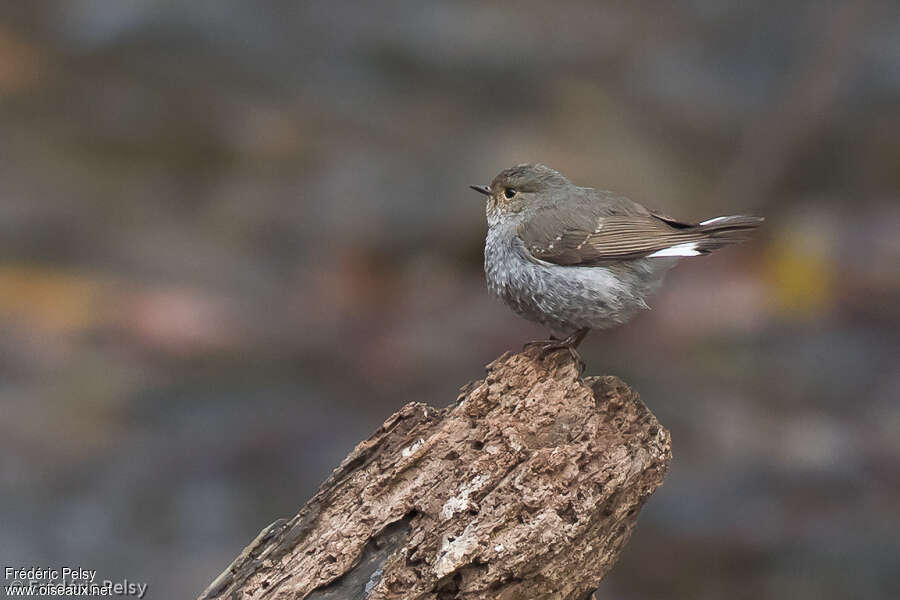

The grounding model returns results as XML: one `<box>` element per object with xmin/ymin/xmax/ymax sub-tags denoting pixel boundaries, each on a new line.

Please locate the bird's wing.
<box><xmin>517</xmin><ymin>191</ymin><xmax>759</xmax><ymax>266</ymax></box>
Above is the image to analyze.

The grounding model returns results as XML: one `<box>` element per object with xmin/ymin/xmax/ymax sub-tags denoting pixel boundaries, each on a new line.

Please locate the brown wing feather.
<box><xmin>521</xmin><ymin>214</ymin><xmax>706</xmax><ymax>265</ymax></box>
<box><xmin>519</xmin><ymin>203</ymin><xmax>762</xmax><ymax>266</ymax></box>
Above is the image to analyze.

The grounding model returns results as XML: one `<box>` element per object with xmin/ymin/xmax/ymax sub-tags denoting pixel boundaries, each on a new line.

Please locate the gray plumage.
<box><xmin>474</xmin><ymin>164</ymin><xmax>763</xmax><ymax>336</ymax></box>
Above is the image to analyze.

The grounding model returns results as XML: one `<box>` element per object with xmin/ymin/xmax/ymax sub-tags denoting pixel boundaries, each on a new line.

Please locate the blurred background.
<box><xmin>0</xmin><ymin>1</ymin><xmax>898</xmax><ymax>598</ymax></box>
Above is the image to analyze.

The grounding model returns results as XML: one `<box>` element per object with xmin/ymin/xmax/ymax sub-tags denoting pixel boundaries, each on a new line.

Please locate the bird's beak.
<box><xmin>469</xmin><ymin>184</ymin><xmax>491</xmax><ymax>196</ymax></box>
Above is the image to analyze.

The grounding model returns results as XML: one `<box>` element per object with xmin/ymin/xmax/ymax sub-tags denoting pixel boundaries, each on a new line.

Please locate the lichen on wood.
<box><xmin>199</xmin><ymin>349</ymin><xmax>672</xmax><ymax>600</ymax></box>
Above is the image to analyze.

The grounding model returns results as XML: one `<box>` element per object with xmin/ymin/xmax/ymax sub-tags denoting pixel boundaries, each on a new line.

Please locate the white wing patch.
<box><xmin>647</xmin><ymin>241</ymin><xmax>700</xmax><ymax>257</ymax></box>
<box><xmin>700</xmin><ymin>216</ymin><xmax>729</xmax><ymax>226</ymax></box>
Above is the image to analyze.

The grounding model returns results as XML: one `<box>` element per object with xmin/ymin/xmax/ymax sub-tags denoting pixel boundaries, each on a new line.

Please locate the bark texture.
<box><xmin>199</xmin><ymin>349</ymin><xmax>672</xmax><ymax>600</ymax></box>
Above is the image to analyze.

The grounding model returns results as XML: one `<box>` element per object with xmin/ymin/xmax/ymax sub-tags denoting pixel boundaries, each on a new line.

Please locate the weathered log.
<box><xmin>199</xmin><ymin>348</ymin><xmax>672</xmax><ymax>600</ymax></box>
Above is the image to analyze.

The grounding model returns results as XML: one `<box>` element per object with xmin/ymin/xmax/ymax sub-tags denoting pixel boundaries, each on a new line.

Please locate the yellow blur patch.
<box><xmin>764</xmin><ymin>232</ymin><xmax>834</xmax><ymax>318</ymax></box>
<box><xmin>0</xmin><ymin>264</ymin><xmax>111</xmax><ymax>334</ymax></box>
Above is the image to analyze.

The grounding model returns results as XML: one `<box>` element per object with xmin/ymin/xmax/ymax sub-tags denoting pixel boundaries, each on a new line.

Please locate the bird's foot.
<box><xmin>539</xmin><ymin>342</ymin><xmax>585</xmax><ymax>373</ymax></box>
<box><xmin>522</xmin><ymin>328</ymin><xmax>590</xmax><ymax>374</ymax></box>
<box><xmin>522</xmin><ymin>337</ymin><xmax>556</xmax><ymax>351</ymax></box>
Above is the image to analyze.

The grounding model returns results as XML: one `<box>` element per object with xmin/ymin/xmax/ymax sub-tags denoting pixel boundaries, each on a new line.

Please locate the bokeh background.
<box><xmin>1</xmin><ymin>2</ymin><xmax>899</xmax><ymax>598</ymax></box>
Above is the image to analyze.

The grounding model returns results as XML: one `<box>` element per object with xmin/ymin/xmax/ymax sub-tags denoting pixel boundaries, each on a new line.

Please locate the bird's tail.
<box><xmin>645</xmin><ymin>214</ymin><xmax>764</xmax><ymax>258</ymax></box>
<box><xmin>646</xmin><ymin>215</ymin><xmax>764</xmax><ymax>258</ymax></box>
<box><xmin>692</xmin><ymin>215</ymin><xmax>764</xmax><ymax>254</ymax></box>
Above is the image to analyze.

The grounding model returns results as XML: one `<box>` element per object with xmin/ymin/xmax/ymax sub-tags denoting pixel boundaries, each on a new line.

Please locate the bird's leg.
<box><xmin>542</xmin><ymin>327</ymin><xmax>590</xmax><ymax>370</ymax></box>
<box><xmin>523</xmin><ymin>328</ymin><xmax>590</xmax><ymax>372</ymax></box>
<box><xmin>522</xmin><ymin>333</ymin><xmax>559</xmax><ymax>349</ymax></box>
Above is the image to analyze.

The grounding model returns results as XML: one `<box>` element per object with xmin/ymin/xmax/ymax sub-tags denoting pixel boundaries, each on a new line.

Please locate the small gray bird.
<box><xmin>470</xmin><ymin>164</ymin><xmax>763</xmax><ymax>369</ymax></box>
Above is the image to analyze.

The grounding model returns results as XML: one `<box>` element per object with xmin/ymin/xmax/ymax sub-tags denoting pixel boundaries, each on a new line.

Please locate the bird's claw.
<box><xmin>522</xmin><ymin>339</ymin><xmax>586</xmax><ymax>374</ymax></box>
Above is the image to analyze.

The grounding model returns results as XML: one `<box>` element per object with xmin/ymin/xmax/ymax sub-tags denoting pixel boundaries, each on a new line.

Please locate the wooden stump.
<box><xmin>199</xmin><ymin>349</ymin><xmax>672</xmax><ymax>600</ymax></box>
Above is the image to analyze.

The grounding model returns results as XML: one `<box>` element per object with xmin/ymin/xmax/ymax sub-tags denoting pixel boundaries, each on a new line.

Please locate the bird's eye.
<box><xmin>503</xmin><ymin>187</ymin><xmax>517</xmax><ymax>199</ymax></box>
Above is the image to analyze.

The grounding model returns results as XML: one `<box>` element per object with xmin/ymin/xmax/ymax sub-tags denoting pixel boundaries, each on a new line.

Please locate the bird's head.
<box><xmin>470</xmin><ymin>164</ymin><xmax>572</xmax><ymax>224</ymax></box>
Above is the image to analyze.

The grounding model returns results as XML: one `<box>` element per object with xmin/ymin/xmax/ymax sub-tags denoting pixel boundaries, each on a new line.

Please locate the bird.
<box><xmin>470</xmin><ymin>164</ymin><xmax>763</xmax><ymax>370</ymax></box>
